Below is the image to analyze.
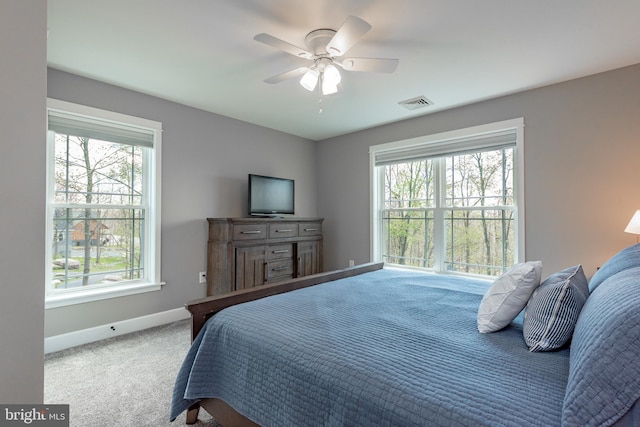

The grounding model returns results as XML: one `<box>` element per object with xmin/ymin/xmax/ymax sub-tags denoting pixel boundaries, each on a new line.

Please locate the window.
<box><xmin>370</xmin><ymin>118</ymin><xmax>524</xmax><ymax>277</ymax></box>
<box><xmin>45</xmin><ymin>99</ymin><xmax>162</xmax><ymax>307</ymax></box>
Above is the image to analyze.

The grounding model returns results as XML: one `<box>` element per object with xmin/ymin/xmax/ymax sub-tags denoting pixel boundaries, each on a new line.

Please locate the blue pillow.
<box><xmin>562</xmin><ymin>267</ymin><xmax>640</xmax><ymax>426</ymax></box>
<box><xmin>589</xmin><ymin>244</ymin><xmax>640</xmax><ymax>293</ymax></box>
<box><xmin>523</xmin><ymin>265</ymin><xmax>589</xmax><ymax>352</ymax></box>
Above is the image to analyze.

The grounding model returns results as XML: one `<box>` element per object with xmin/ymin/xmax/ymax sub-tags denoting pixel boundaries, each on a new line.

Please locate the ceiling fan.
<box><xmin>254</xmin><ymin>16</ymin><xmax>399</xmax><ymax>96</ymax></box>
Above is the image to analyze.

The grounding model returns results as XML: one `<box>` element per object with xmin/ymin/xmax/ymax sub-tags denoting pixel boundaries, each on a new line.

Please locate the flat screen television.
<box><xmin>248</xmin><ymin>174</ymin><xmax>295</xmax><ymax>216</ymax></box>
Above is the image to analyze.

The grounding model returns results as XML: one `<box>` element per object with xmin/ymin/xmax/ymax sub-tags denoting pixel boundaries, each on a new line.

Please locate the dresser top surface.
<box><xmin>208</xmin><ymin>217</ymin><xmax>323</xmax><ymax>224</ymax></box>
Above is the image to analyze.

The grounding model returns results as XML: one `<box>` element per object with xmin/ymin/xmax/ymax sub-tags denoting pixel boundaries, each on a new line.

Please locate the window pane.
<box><xmin>444</xmin><ymin>209</ymin><xmax>515</xmax><ymax>275</ymax></box>
<box><xmin>384</xmin><ymin>160</ymin><xmax>434</xmax><ymax>209</ymax></box>
<box><xmin>445</xmin><ymin>148</ymin><xmax>513</xmax><ymax>208</ymax></box>
<box><xmin>54</xmin><ymin>134</ymin><xmax>143</xmax><ymax>205</ymax></box>
<box><xmin>50</xmin><ymin>207</ymin><xmax>145</xmax><ymax>290</ymax></box>
<box><xmin>382</xmin><ymin>209</ymin><xmax>434</xmax><ymax>268</ymax></box>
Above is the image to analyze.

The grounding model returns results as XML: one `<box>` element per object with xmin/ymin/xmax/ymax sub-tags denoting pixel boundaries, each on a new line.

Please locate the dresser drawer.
<box><xmin>267</xmin><ymin>244</ymin><xmax>293</xmax><ymax>260</ymax></box>
<box><xmin>298</xmin><ymin>222</ymin><xmax>322</xmax><ymax>237</ymax></box>
<box><xmin>266</xmin><ymin>259</ymin><xmax>294</xmax><ymax>282</ymax></box>
<box><xmin>269</xmin><ymin>222</ymin><xmax>298</xmax><ymax>239</ymax></box>
<box><xmin>233</xmin><ymin>224</ymin><xmax>267</xmax><ymax>240</ymax></box>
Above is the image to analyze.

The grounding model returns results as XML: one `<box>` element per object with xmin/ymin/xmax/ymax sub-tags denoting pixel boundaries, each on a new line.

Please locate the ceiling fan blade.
<box><xmin>338</xmin><ymin>58</ymin><xmax>399</xmax><ymax>73</ymax></box>
<box><xmin>264</xmin><ymin>67</ymin><xmax>310</xmax><ymax>84</ymax></box>
<box><xmin>325</xmin><ymin>16</ymin><xmax>372</xmax><ymax>57</ymax></box>
<box><xmin>254</xmin><ymin>33</ymin><xmax>313</xmax><ymax>59</ymax></box>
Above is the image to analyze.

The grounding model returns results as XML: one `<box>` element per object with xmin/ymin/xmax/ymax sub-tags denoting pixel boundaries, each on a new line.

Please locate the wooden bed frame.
<box><xmin>183</xmin><ymin>262</ymin><xmax>385</xmax><ymax>425</ymax></box>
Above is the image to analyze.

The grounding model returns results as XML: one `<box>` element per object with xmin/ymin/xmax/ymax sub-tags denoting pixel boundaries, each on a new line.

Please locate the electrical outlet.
<box><xmin>199</xmin><ymin>271</ymin><xmax>207</xmax><ymax>284</ymax></box>
<box><xmin>348</xmin><ymin>260</ymin><xmax>355</xmax><ymax>267</ymax></box>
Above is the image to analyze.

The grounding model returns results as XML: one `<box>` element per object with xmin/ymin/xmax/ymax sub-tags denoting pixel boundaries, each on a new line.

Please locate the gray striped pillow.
<box><xmin>523</xmin><ymin>265</ymin><xmax>589</xmax><ymax>352</ymax></box>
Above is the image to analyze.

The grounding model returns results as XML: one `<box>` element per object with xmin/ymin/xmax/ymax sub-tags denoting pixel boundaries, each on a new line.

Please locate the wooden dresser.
<box><xmin>206</xmin><ymin>217</ymin><xmax>324</xmax><ymax>296</ymax></box>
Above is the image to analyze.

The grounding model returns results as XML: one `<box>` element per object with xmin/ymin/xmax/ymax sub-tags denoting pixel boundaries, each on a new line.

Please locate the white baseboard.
<box><xmin>44</xmin><ymin>307</ymin><xmax>190</xmax><ymax>354</ymax></box>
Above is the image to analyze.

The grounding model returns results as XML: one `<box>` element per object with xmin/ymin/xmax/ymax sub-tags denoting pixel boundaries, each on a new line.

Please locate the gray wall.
<box><xmin>0</xmin><ymin>1</ymin><xmax>47</xmax><ymax>403</ymax></box>
<box><xmin>45</xmin><ymin>69</ymin><xmax>318</xmax><ymax>337</ymax></box>
<box><xmin>317</xmin><ymin>63</ymin><xmax>640</xmax><ymax>279</ymax></box>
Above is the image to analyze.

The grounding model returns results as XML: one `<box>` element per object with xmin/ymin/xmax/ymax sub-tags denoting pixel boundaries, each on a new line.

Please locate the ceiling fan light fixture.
<box><xmin>321</xmin><ymin>64</ymin><xmax>341</xmax><ymax>95</ymax></box>
<box><xmin>322</xmin><ymin>81</ymin><xmax>339</xmax><ymax>95</ymax></box>
<box><xmin>300</xmin><ymin>68</ymin><xmax>319</xmax><ymax>91</ymax></box>
<box><xmin>324</xmin><ymin>63</ymin><xmax>341</xmax><ymax>84</ymax></box>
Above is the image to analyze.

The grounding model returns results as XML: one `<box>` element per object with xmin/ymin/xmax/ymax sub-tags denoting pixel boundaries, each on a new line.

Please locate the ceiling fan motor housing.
<box><xmin>304</xmin><ymin>29</ymin><xmax>338</xmax><ymax>56</ymax></box>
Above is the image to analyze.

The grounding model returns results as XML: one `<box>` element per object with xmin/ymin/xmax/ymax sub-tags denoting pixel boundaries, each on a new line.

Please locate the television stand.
<box><xmin>206</xmin><ymin>217</ymin><xmax>323</xmax><ymax>296</ymax></box>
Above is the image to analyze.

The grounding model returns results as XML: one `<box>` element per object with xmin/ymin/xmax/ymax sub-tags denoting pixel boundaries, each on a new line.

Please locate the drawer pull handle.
<box><xmin>275</xmin><ymin>229</ymin><xmax>293</xmax><ymax>233</ymax></box>
<box><xmin>272</xmin><ymin>249</ymin><xmax>289</xmax><ymax>254</ymax></box>
<box><xmin>304</xmin><ymin>228</ymin><xmax>318</xmax><ymax>232</ymax></box>
<box><xmin>271</xmin><ymin>266</ymin><xmax>289</xmax><ymax>272</ymax></box>
<box><xmin>241</xmin><ymin>230</ymin><xmax>262</xmax><ymax>234</ymax></box>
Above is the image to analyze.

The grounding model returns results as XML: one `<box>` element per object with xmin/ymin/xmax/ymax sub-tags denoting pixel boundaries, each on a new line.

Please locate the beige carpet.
<box><xmin>44</xmin><ymin>320</ymin><xmax>220</xmax><ymax>427</ymax></box>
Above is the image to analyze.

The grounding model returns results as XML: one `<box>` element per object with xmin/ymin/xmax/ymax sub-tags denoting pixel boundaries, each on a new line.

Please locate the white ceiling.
<box><xmin>47</xmin><ymin>0</ymin><xmax>640</xmax><ymax>141</ymax></box>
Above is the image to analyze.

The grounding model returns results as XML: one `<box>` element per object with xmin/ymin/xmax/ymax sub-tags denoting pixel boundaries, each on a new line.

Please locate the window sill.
<box><xmin>384</xmin><ymin>264</ymin><xmax>496</xmax><ymax>282</ymax></box>
<box><xmin>45</xmin><ymin>281</ymin><xmax>165</xmax><ymax>309</ymax></box>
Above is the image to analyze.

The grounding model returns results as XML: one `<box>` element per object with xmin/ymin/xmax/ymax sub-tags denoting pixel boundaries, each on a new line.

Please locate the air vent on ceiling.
<box><xmin>398</xmin><ymin>95</ymin><xmax>433</xmax><ymax>110</ymax></box>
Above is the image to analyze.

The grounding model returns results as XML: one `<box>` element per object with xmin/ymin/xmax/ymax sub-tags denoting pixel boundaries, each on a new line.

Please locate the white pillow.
<box><xmin>477</xmin><ymin>261</ymin><xmax>543</xmax><ymax>333</ymax></box>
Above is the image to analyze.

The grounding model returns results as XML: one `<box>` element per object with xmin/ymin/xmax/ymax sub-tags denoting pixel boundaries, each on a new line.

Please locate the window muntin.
<box><xmin>372</xmin><ymin>119</ymin><xmax>523</xmax><ymax>278</ymax></box>
<box><xmin>46</xmin><ymin>99</ymin><xmax>161</xmax><ymax>305</ymax></box>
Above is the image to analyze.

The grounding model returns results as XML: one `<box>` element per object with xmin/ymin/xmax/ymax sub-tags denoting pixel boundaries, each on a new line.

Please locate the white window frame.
<box><xmin>369</xmin><ymin>118</ymin><xmax>525</xmax><ymax>275</ymax></box>
<box><xmin>45</xmin><ymin>99</ymin><xmax>163</xmax><ymax>308</ymax></box>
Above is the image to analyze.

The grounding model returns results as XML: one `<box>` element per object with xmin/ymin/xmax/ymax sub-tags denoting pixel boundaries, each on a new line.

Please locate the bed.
<box><xmin>171</xmin><ymin>245</ymin><xmax>640</xmax><ymax>426</ymax></box>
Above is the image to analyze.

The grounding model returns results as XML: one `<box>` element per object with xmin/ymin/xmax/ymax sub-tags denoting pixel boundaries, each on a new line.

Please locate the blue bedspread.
<box><xmin>171</xmin><ymin>268</ymin><xmax>570</xmax><ymax>426</ymax></box>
